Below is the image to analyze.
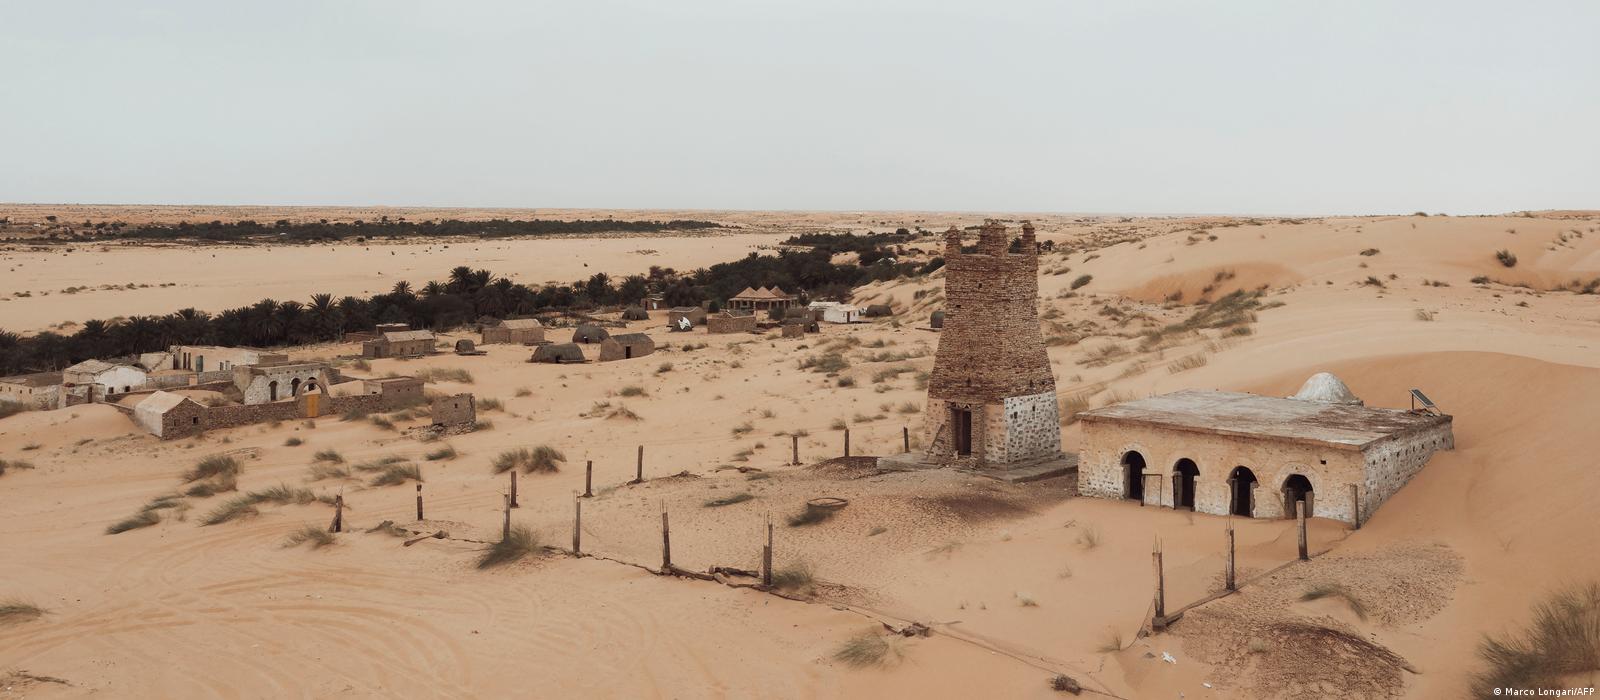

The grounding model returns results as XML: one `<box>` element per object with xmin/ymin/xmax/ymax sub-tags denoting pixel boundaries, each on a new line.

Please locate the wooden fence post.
<box><xmin>329</xmin><ymin>492</ymin><xmax>343</xmax><ymax>533</ymax></box>
<box><xmin>502</xmin><ymin>493</ymin><xmax>511</xmax><ymax>541</ymax></box>
<box><xmin>1153</xmin><ymin>539</ymin><xmax>1166</xmax><ymax>628</ymax></box>
<box><xmin>635</xmin><ymin>445</ymin><xmax>644</xmax><ymax>484</ymax></box>
<box><xmin>1297</xmin><ymin>500</ymin><xmax>1308</xmax><ymax>561</ymax></box>
<box><xmin>1349</xmin><ymin>483</ymin><xmax>1360</xmax><ymax>530</ymax></box>
<box><xmin>661</xmin><ymin>508</ymin><xmax>672</xmax><ymax>572</ymax></box>
<box><xmin>415</xmin><ymin>483</ymin><xmax>424</xmax><ymax>521</ymax></box>
<box><xmin>902</xmin><ymin>426</ymin><xmax>910</xmax><ymax>453</ymax></box>
<box><xmin>573</xmin><ymin>492</ymin><xmax>582</xmax><ymax>555</ymax></box>
<box><xmin>762</xmin><ymin>514</ymin><xmax>774</xmax><ymax>587</ymax></box>
<box><xmin>509</xmin><ymin>470</ymin><xmax>519</xmax><ymax>508</ymax></box>
<box><xmin>1225</xmin><ymin>519</ymin><xmax>1236</xmax><ymax>592</ymax></box>
<box><xmin>584</xmin><ymin>460</ymin><xmax>594</xmax><ymax>498</ymax></box>
<box><xmin>791</xmin><ymin>434</ymin><xmax>799</xmax><ymax>465</ymax></box>
<box><xmin>844</xmin><ymin>428</ymin><xmax>850</xmax><ymax>457</ymax></box>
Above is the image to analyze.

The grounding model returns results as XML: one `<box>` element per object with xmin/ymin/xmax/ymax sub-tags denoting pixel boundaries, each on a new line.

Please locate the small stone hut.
<box><xmin>599</xmin><ymin>333</ymin><xmax>656</xmax><ymax>361</ymax></box>
<box><xmin>133</xmin><ymin>391</ymin><xmax>207</xmax><ymax>440</ymax></box>
<box><xmin>1076</xmin><ymin>373</ymin><xmax>1454</xmax><ymax>526</ymax></box>
<box><xmin>482</xmin><ymin>318</ymin><xmax>545</xmax><ymax>345</ymax></box>
<box><xmin>362</xmin><ymin>330</ymin><xmax>436</xmax><ymax>359</ymax></box>
<box><xmin>706</xmin><ymin>312</ymin><xmax>758</xmax><ymax>334</ymax></box>
<box><xmin>621</xmin><ymin>307</ymin><xmax>650</xmax><ymax>321</ymax></box>
<box><xmin>431</xmin><ymin>393</ymin><xmax>476</xmax><ymax>428</ymax></box>
<box><xmin>572</xmin><ymin>324</ymin><xmax>610</xmax><ymax>344</ymax></box>
<box><xmin>532</xmin><ymin>343</ymin><xmax>586</xmax><ymax>364</ymax></box>
<box><xmin>667</xmin><ymin>307</ymin><xmax>706</xmax><ymax>331</ymax></box>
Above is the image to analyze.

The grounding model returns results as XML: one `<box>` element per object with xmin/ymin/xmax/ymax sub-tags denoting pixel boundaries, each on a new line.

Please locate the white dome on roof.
<box><xmin>1290</xmin><ymin>372</ymin><xmax>1363</xmax><ymax>405</ymax></box>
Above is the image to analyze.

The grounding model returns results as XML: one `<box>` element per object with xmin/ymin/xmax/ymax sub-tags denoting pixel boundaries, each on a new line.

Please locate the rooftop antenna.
<box><xmin>1409</xmin><ymin>388</ymin><xmax>1440</xmax><ymax>415</ymax></box>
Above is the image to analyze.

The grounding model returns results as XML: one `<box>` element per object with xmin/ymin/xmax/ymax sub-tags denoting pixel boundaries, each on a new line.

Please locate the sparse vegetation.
<box><xmin>1077</xmin><ymin>525</ymin><xmax>1102</xmax><ymax>549</ymax></box>
<box><xmin>183</xmin><ymin>455</ymin><xmax>240</xmax><ymax>483</ymax></box>
<box><xmin>476</xmin><ymin>397</ymin><xmax>503</xmax><ymax>412</ymax></box>
<box><xmin>731</xmin><ymin>422</ymin><xmax>754</xmax><ymax>436</ymax></box>
<box><xmin>0</xmin><ymin>600</ymin><xmax>47</xmax><ymax>625</ymax></box>
<box><xmin>414</xmin><ymin>366</ymin><xmax>475</xmax><ymax>384</ymax></box>
<box><xmin>282</xmin><ymin>524</ymin><xmax>336</xmax><ymax>549</ymax></box>
<box><xmin>369</xmin><ymin>463</ymin><xmax>423</xmax><ymax>487</ymax></box>
<box><xmin>1471</xmin><ymin>581</ymin><xmax>1600</xmax><ymax>696</ymax></box>
<box><xmin>1496</xmin><ymin>249</ymin><xmax>1519</xmax><ymax>268</ymax></box>
<box><xmin>1070</xmin><ymin>274</ymin><xmax>1093</xmax><ymax>290</ymax></box>
<box><xmin>704</xmin><ymin>493</ymin><xmax>754</xmax><ymax>507</ymax></box>
<box><xmin>283</xmin><ymin>437</ymin><xmax>304</xmax><ymax>447</ymax></box>
<box><xmin>833</xmin><ymin>630</ymin><xmax>902</xmax><ymax>668</ymax></box>
<box><xmin>1414</xmin><ymin>309</ymin><xmax>1436</xmax><ymax>321</ymax></box>
<box><xmin>313</xmin><ymin>449</ymin><xmax>344</xmax><ymax>464</ymax></box>
<box><xmin>788</xmin><ymin>502</ymin><xmax>840</xmax><ymax>527</ymax></box>
<box><xmin>478</xmin><ymin>525</ymin><xmax>540</xmax><ymax>569</ymax></box>
<box><xmin>1167</xmin><ymin>352</ymin><xmax>1209</xmax><ymax>374</ymax></box>
<box><xmin>771</xmin><ymin>561</ymin><xmax>815</xmax><ymax>592</ymax></box>
<box><xmin>655</xmin><ymin>362</ymin><xmax>674</xmax><ymax>374</ymax></box>
<box><xmin>618</xmin><ymin>385</ymin><xmax>647</xmax><ymax>397</ymax></box>
<box><xmin>0</xmin><ymin>459</ymin><xmax>37</xmax><ymax>477</ymax></box>
<box><xmin>492</xmin><ymin>446</ymin><xmax>565</xmax><ymax>474</ymax></box>
<box><xmin>424</xmin><ymin>445</ymin><xmax>458</xmax><ymax>461</ymax></box>
<box><xmin>1097</xmin><ymin>627</ymin><xmax>1123</xmax><ymax>653</ymax></box>
<box><xmin>105</xmin><ymin>509</ymin><xmax>161</xmax><ymax>534</ymax></box>
<box><xmin>1359</xmin><ymin>248</ymin><xmax>1380</xmax><ymax>256</ymax></box>
<box><xmin>1300</xmin><ymin>583</ymin><xmax>1369</xmax><ymax>621</ymax></box>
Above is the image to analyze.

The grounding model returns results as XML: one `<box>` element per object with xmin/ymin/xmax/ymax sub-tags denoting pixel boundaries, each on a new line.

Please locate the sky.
<box><xmin>2</xmin><ymin>1</ymin><xmax>1596</xmax><ymax>215</ymax></box>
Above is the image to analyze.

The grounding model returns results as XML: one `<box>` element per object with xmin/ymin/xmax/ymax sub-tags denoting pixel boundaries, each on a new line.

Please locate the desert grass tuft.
<box><xmin>183</xmin><ymin>455</ymin><xmax>240</xmax><ymax>483</ymax></box>
<box><xmin>0</xmin><ymin>459</ymin><xmax>37</xmax><ymax>477</ymax></box>
<box><xmin>832</xmin><ymin>630</ymin><xmax>902</xmax><ymax>668</ymax></box>
<box><xmin>1077</xmin><ymin>525</ymin><xmax>1102</xmax><ymax>549</ymax></box>
<box><xmin>106</xmin><ymin>509</ymin><xmax>161</xmax><ymax>534</ymax></box>
<box><xmin>1300</xmin><ymin>583</ymin><xmax>1368</xmax><ymax>620</ymax></box>
<box><xmin>424</xmin><ymin>445</ymin><xmax>458</xmax><ymax>461</ymax></box>
<box><xmin>1471</xmin><ymin>581</ymin><xmax>1600</xmax><ymax>696</ymax></box>
<box><xmin>184</xmin><ymin>474</ymin><xmax>238</xmax><ymax>497</ymax></box>
<box><xmin>787</xmin><ymin>503</ymin><xmax>839</xmax><ymax>527</ymax></box>
<box><xmin>306</xmin><ymin>463</ymin><xmax>352</xmax><ymax>481</ymax></box>
<box><xmin>477</xmin><ymin>525</ymin><xmax>540</xmax><ymax>569</ymax></box>
<box><xmin>415</xmin><ymin>366</ymin><xmax>475</xmax><ymax>384</ymax></box>
<box><xmin>0</xmin><ymin>600</ymin><xmax>47</xmax><ymax>625</ymax></box>
<box><xmin>1097</xmin><ymin>627</ymin><xmax>1124</xmax><ymax>653</ymax></box>
<box><xmin>200</xmin><ymin>497</ymin><xmax>261</xmax><ymax>526</ymax></box>
<box><xmin>492</xmin><ymin>446</ymin><xmax>565</xmax><ymax>474</ymax></box>
<box><xmin>369</xmin><ymin>463</ymin><xmax>423</xmax><ymax>487</ymax></box>
<box><xmin>771</xmin><ymin>562</ymin><xmax>815</xmax><ymax>593</ymax></box>
<box><xmin>313</xmin><ymin>449</ymin><xmax>344</xmax><ymax>464</ymax></box>
<box><xmin>282</xmin><ymin>524</ymin><xmax>336</xmax><ymax>549</ymax></box>
<box><xmin>283</xmin><ymin>437</ymin><xmax>304</xmax><ymax>447</ymax></box>
<box><xmin>703</xmin><ymin>492</ymin><xmax>754</xmax><ymax>507</ymax></box>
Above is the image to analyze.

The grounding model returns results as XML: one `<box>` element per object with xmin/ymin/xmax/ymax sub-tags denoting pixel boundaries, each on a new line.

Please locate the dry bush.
<box><xmin>704</xmin><ymin>492</ymin><xmax>754</xmax><ymax>507</ymax></box>
<box><xmin>184</xmin><ymin>474</ymin><xmax>238</xmax><ymax>497</ymax></box>
<box><xmin>1097</xmin><ymin>627</ymin><xmax>1124</xmax><ymax>653</ymax></box>
<box><xmin>369</xmin><ymin>463</ymin><xmax>422</xmax><ymax>487</ymax></box>
<box><xmin>477</xmin><ymin>397</ymin><xmax>503</xmax><ymax>412</ymax></box>
<box><xmin>0</xmin><ymin>600</ymin><xmax>47</xmax><ymax>625</ymax></box>
<box><xmin>478</xmin><ymin>525</ymin><xmax>539</xmax><ymax>569</ymax></box>
<box><xmin>306</xmin><ymin>463</ymin><xmax>351</xmax><ymax>481</ymax></box>
<box><xmin>1078</xmin><ymin>525</ymin><xmax>1102</xmax><ymax>549</ymax></box>
<box><xmin>1496</xmin><ymin>249</ymin><xmax>1519</xmax><ymax>267</ymax></box>
<box><xmin>771</xmin><ymin>562</ymin><xmax>815</xmax><ymax>592</ymax></box>
<box><xmin>183</xmin><ymin>455</ymin><xmax>240</xmax><ymax>483</ymax></box>
<box><xmin>313</xmin><ymin>449</ymin><xmax>344</xmax><ymax>463</ymax></box>
<box><xmin>0</xmin><ymin>459</ymin><xmax>36</xmax><ymax>477</ymax></box>
<box><xmin>799</xmin><ymin>352</ymin><xmax>850</xmax><ymax>374</ymax></box>
<box><xmin>833</xmin><ymin>630</ymin><xmax>903</xmax><ymax>668</ymax></box>
<box><xmin>788</xmin><ymin>502</ymin><xmax>840</xmax><ymax>527</ymax></box>
<box><xmin>282</xmin><ymin>524</ymin><xmax>336</xmax><ymax>549</ymax></box>
<box><xmin>1414</xmin><ymin>309</ymin><xmax>1436</xmax><ymax>321</ymax></box>
<box><xmin>1472</xmin><ymin>581</ymin><xmax>1600</xmax><ymax>696</ymax></box>
<box><xmin>370</xmin><ymin>415</ymin><xmax>396</xmax><ymax>431</ymax></box>
<box><xmin>1300</xmin><ymin>583</ymin><xmax>1369</xmax><ymax>621</ymax></box>
<box><xmin>1070</xmin><ymin>274</ymin><xmax>1094</xmax><ymax>290</ymax></box>
<box><xmin>1359</xmin><ymin>248</ymin><xmax>1381</xmax><ymax>256</ymax></box>
<box><xmin>1167</xmin><ymin>353</ymin><xmax>1209</xmax><ymax>374</ymax></box>
<box><xmin>424</xmin><ymin>445</ymin><xmax>458</xmax><ymax>461</ymax></box>
<box><xmin>106</xmin><ymin>509</ymin><xmax>161</xmax><ymax>534</ymax></box>
<box><xmin>415</xmin><ymin>367</ymin><xmax>475</xmax><ymax>384</ymax></box>
<box><xmin>283</xmin><ymin>437</ymin><xmax>304</xmax><ymax>447</ymax></box>
<box><xmin>655</xmin><ymin>362</ymin><xmax>674</xmax><ymax>374</ymax></box>
<box><xmin>492</xmin><ymin>446</ymin><xmax>564</xmax><ymax>474</ymax></box>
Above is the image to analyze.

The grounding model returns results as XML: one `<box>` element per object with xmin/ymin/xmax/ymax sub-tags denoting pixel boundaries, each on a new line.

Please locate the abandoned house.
<box><xmin>358</xmin><ymin>376</ymin><xmax>426</xmax><ymax>403</ymax></box>
<box><xmin>727</xmin><ymin>286</ymin><xmax>797</xmax><ymax>312</ymax></box>
<box><xmin>169</xmin><ymin>345</ymin><xmax>287</xmax><ymax>374</ymax></box>
<box><xmin>362</xmin><ymin>329</ymin><xmax>437</xmax><ymax>359</ymax></box>
<box><xmin>431</xmin><ymin>393</ymin><xmax>476</xmax><ymax>428</ymax></box>
<box><xmin>133</xmin><ymin>391</ymin><xmax>207</xmax><ymax>440</ymax></box>
<box><xmin>808</xmin><ymin>301</ymin><xmax>862</xmax><ymax>324</ymax></box>
<box><xmin>0</xmin><ymin>372</ymin><xmax>62</xmax><ymax>410</ymax></box>
<box><xmin>61</xmin><ymin>359</ymin><xmax>150</xmax><ymax>406</ymax></box>
<box><xmin>598</xmin><ymin>333</ymin><xmax>656</xmax><ymax>361</ymax></box>
<box><xmin>481</xmin><ymin>318</ymin><xmax>545</xmax><ymax>345</ymax></box>
<box><xmin>532</xmin><ymin>343</ymin><xmax>586</xmax><ymax>364</ymax></box>
<box><xmin>1075</xmin><ymin>373</ymin><xmax>1454</xmax><ymax>526</ymax></box>
<box><xmin>621</xmin><ymin>306</ymin><xmax>650</xmax><ymax>321</ymax></box>
<box><xmin>233</xmin><ymin>361</ymin><xmax>341</xmax><ymax>404</ymax></box>
<box><xmin>920</xmin><ymin>221</ymin><xmax>1061</xmax><ymax>466</ymax></box>
<box><xmin>667</xmin><ymin>307</ymin><xmax>707</xmax><ymax>331</ymax></box>
<box><xmin>706</xmin><ymin>311</ymin><xmax>759</xmax><ymax>334</ymax></box>
<box><xmin>572</xmin><ymin>324</ymin><xmax>610</xmax><ymax>344</ymax></box>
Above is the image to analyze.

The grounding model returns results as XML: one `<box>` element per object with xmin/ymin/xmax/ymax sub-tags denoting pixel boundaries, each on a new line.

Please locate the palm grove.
<box><xmin>0</xmin><ymin>232</ymin><xmax>930</xmax><ymax>375</ymax></box>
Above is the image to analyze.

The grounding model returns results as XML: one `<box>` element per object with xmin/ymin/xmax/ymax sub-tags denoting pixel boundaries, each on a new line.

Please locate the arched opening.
<box><xmin>1228</xmin><ymin>466</ymin><xmax>1258</xmax><ymax>517</ymax></box>
<box><xmin>1282</xmin><ymin>474</ymin><xmax>1314</xmax><ymax>519</ymax></box>
<box><xmin>304</xmin><ymin>380</ymin><xmax>320</xmax><ymax>394</ymax></box>
<box><xmin>1172</xmin><ymin>458</ymin><xmax>1199</xmax><ymax>510</ymax></box>
<box><xmin>291</xmin><ymin>378</ymin><xmax>302</xmax><ymax>396</ymax></box>
<box><xmin>269</xmin><ymin>380</ymin><xmax>279</xmax><ymax>402</ymax></box>
<box><xmin>1122</xmin><ymin>451</ymin><xmax>1147</xmax><ymax>501</ymax></box>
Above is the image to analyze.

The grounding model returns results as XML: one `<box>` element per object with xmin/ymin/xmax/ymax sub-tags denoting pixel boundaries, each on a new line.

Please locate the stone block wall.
<box><xmin>1358</xmin><ymin>420</ymin><xmax>1454</xmax><ymax>523</ymax></box>
<box><xmin>707</xmin><ymin>314</ymin><xmax>758</xmax><ymax>334</ymax></box>
<box><xmin>431</xmin><ymin>394</ymin><xmax>475</xmax><ymax>427</ymax></box>
<box><xmin>1078</xmin><ymin>418</ymin><xmax>1371</xmax><ymax>524</ymax></box>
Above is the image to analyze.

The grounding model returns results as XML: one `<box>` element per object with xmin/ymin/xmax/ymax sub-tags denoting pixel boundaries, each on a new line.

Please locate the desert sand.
<box><xmin>2</xmin><ymin>209</ymin><xmax>1599</xmax><ymax>698</ymax></box>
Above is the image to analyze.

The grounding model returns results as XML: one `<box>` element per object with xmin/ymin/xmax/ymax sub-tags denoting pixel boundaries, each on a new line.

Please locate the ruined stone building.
<box><xmin>61</xmin><ymin>360</ymin><xmax>150</xmax><ymax>406</ymax></box>
<box><xmin>169</xmin><ymin>345</ymin><xmax>286</xmax><ymax>374</ymax></box>
<box><xmin>481</xmin><ymin>318</ymin><xmax>545</xmax><ymax>345</ymax></box>
<box><xmin>233</xmin><ymin>361</ymin><xmax>341</xmax><ymax>404</ymax></box>
<box><xmin>1076</xmin><ymin>373</ymin><xmax>1454</xmax><ymax>525</ymax></box>
<box><xmin>706</xmin><ymin>312</ymin><xmax>758</xmax><ymax>334</ymax></box>
<box><xmin>133</xmin><ymin>391</ymin><xmax>207</xmax><ymax>440</ymax></box>
<box><xmin>921</xmin><ymin>221</ymin><xmax>1061</xmax><ymax>466</ymax></box>
<box><xmin>599</xmin><ymin>333</ymin><xmax>656</xmax><ymax>361</ymax></box>
<box><xmin>0</xmin><ymin>372</ymin><xmax>62</xmax><ymax>410</ymax></box>
<box><xmin>362</xmin><ymin>330</ymin><xmax>437</xmax><ymax>359</ymax></box>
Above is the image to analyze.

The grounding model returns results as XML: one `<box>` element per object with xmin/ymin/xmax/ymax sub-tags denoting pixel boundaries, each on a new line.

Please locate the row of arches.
<box><xmin>267</xmin><ymin>378</ymin><xmax>320</xmax><ymax>402</ymax></box>
<box><xmin>1121</xmin><ymin>451</ymin><xmax>1313</xmax><ymax>519</ymax></box>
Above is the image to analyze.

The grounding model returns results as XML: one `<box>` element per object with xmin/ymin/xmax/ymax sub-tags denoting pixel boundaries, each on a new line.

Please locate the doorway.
<box><xmin>624</xmin><ymin>346</ymin><xmax>633</xmax><ymax>359</ymax></box>
<box><xmin>1283</xmin><ymin>474</ymin><xmax>1314</xmax><ymax>519</ymax></box>
<box><xmin>1123</xmin><ymin>451</ymin><xmax>1147</xmax><ymax>501</ymax></box>
<box><xmin>952</xmin><ymin>407</ymin><xmax>973</xmax><ymax>456</ymax></box>
<box><xmin>1172</xmin><ymin>458</ymin><xmax>1199</xmax><ymax>510</ymax></box>
<box><xmin>269</xmin><ymin>380</ymin><xmax>279</xmax><ymax>402</ymax></box>
<box><xmin>1228</xmin><ymin>466</ymin><xmax>1258</xmax><ymax>517</ymax></box>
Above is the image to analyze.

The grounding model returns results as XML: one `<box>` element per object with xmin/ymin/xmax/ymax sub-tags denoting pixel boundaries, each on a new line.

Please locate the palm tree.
<box><xmin>391</xmin><ymin>280</ymin><xmax>413</xmax><ymax>298</ymax></box>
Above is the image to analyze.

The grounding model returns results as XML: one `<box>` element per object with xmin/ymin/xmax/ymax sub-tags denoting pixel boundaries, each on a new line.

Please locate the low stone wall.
<box><xmin>143</xmin><ymin>390</ymin><xmax>429</xmax><ymax>439</ymax></box>
<box><xmin>707</xmin><ymin>314</ymin><xmax>758</xmax><ymax>334</ymax></box>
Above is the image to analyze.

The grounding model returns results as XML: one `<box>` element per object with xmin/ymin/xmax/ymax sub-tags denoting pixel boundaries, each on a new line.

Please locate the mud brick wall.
<box><xmin>430</xmin><ymin>393</ymin><xmax>476</xmax><ymax>427</ymax></box>
<box><xmin>706</xmin><ymin>314</ymin><xmax>758</xmax><ymax>334</ymax></box>
<box><xmin>922</xmin><ymin>221</ymin><xmax>1060</xmax><ymax>464</ymax></box>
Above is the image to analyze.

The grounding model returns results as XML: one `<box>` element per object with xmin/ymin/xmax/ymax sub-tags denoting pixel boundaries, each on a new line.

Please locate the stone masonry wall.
<box><xmin>1359</xmin><ymin>420</ymin><xmax>1454</xmax><ymax>523</ymax></box>
<box><xmin>706</xmin><ymin>314</ymin><xmax>758</xmax><ymax>334</ymax></box>
<box><xmin>1078</xmin><ymin>418</ymin><xmax>1369</xmax><ymax>524</ymax></box>
<box><xmin>922</xmin><ymin>221</ymin><xmax>1058</xmax><ymax>465</ymax></box>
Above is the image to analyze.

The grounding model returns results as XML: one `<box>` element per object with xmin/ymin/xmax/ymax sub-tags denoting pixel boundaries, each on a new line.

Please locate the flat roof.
<box><xmin>1078</xmin><ymin>389</ymin><xmax>1450</xmax><ymax>451</ymax></box>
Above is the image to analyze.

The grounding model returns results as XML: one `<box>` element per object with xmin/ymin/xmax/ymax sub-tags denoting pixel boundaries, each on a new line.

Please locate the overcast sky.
<box><xmin>2</xmin><ymin>1</ymin><xmax>1596</xmax><ymax>215</ymax></box>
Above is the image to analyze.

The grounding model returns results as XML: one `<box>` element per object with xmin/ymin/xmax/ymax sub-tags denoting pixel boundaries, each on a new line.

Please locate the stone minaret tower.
<box><xmin>922</xmin><ymin>220</ymin><xmax>1060</xmax><ymax>465</ymax></box>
